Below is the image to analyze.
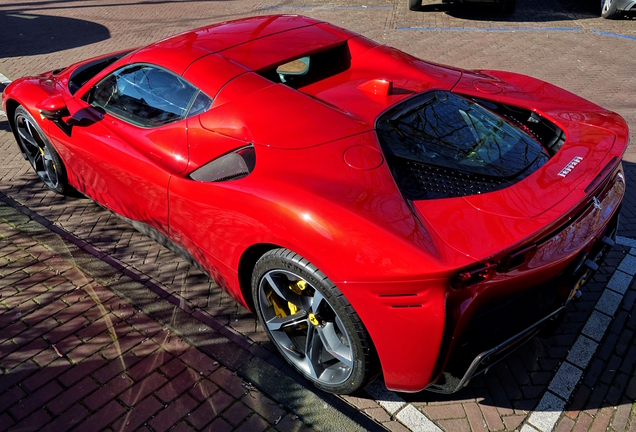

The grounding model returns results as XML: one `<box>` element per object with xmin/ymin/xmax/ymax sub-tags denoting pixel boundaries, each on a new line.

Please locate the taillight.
<box><xmin>498</xmin><ymin>244</ymin><xmax>537</xmax><ymax>272</ymax></box>
<box><xmin>584</xmin><ymin>156</ymin><xmax>619</xmax><ymax>194</ymax></box>
<box><xmin>451</xmin><ymin>263</ymin><xmax>497</xmax><ymax>290</ymax></box>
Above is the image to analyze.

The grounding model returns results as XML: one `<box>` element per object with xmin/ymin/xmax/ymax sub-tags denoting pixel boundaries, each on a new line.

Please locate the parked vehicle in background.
<box><xmin>601</xmin><ymin>0</ymin><xmax>636</xmax><ymax>18</ymax></box>
<box><xmin>408</xmin><ymin>0</ymin><xmax>516</xmax><ymax>13</ymax></box>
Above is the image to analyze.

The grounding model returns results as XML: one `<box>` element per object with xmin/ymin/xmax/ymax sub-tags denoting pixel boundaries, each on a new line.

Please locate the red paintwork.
<box><xmin>35</xmin><ymin>94</ymin><xmax>67</xmax><ymax>113</ymax></box>
<box><xmin>2</xmin><ymin>15</ymin><xmax>629</xmax><ymax>393</ymax></box>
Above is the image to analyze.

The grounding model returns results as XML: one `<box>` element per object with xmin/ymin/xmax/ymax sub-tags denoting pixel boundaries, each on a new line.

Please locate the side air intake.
<box><xmin>189</xmin><ymin>146</ymin><xmax>256</xmax><ymax>182</ymax></box>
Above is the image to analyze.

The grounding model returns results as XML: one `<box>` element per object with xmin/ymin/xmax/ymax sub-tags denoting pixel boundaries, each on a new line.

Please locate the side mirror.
<box><xmin>36</xmin><ymin>94</ymin><xmax>70</xmax><ymax>120</ymax></box>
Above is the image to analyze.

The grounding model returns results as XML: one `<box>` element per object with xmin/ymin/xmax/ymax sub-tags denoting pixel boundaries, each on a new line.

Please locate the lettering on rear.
<box><xmin>558</xmin><ymin>156</ymin><xmax>583</xmax><ymax>178</ymax></box>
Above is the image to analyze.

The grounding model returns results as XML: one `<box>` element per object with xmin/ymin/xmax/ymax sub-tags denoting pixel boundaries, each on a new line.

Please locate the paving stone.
<box><xmin>77</xmin><ymin>399</ymin><xmax>126</xmax><ymax>431</ymax></box>
<box><xmin>502</xmin><ymin>415</ymin><xmax>526</xmax><ymax>430</ymax></box>
<box><xmin>111</xmin><ymin>396</ymin><xmax>163</xmax><ymax>431</ymax></box>
<box><xmin>224</xmin><ymin>401</ymin><xmax>255</xmax><ymax>426</ymax></box>
<box><xmin>528</xmin><ymin>392</ymin><xmax>567</xmax><ymax>432</ymax></box>
<box><xmin>84</xmin><ymin>374</ymin><xmax>133</xmax><ymax>411</ymax></box>
<box><xmin>241</xmin><ymin>390</ymin><xmax>286</xmax><ymax>424</ymax></box>
<box><xmin>0</xmin><ymin>385</ymin><xmax>26</xmax><ymax>412</ymax></box>
<box><xmin>596</xmin><ymin>289</ymin><xmax>624</xmax><ymax>316</ymax></box>
<box><xmin>566</xmin><ymin>335</ymin><xmax>598</xmax><ymax>369</ymax></box>
<box><xmin>188</xmin><ymin>390</ymin><xmax>234</xmax><ymax>429</ymax></box>
<box><xmin>155</xmin><ymin>368</ymin><xmax>198</xmax><ymax>403</ymax></box>
<box><xmin>463</xmin><ymin>403</ymin><xmax>487</xmax><ymax>432</ymax></box>
<box><xmin>422</xmin><ymin>404</ymin><xmax>466</xmax><ymax>420</ymax></box>
<box><xmin>549</xmin><ymin>362</ymin><xmax>584</xmax><ymax>400</ymax></box>
<box><xmin>119</xmin><ymin>372</ymin><xmax>167</xmax><ymax>407</ymax></box>
<box><xmin>201</xmin><ymin>417</ymin><xmax>233</xmax><ymax>432</ymax></box>
<box><xmin>607</xmin><ymin>270</ymin><xmax>633</xmax><ymax>294</ymax></box>
<box><xmin>40</xmin><ymin>404</ymin><xmax>89</xmax><ymax>432</ymax></box>
<box><xmin>10</xmin><ymin>380</ymin><xmax>63</xmax><ymax>420</ymax></box>
<box><xmin>47</xmin><ymin>376</ymin><xmax>99</xmax><ymax>415</ymax></box>
<box><xmin>365</xmin><ymin>380</ymin><xmax>406</xmax><ymax>414</ymax></box>
<box><xmin>581</xmin><ymin>310</ymin><xmax>612</xmax><ymax>342</ymax></box>
<box><xmin>149</xmin><ymin>394</ymin><xmax>199</xmax><ymax>432</ymax></box>
<box><xmin>189</xmin><ymin>379</ymin><xmax>219</xmax><ymax>402</ymax></box>
<box><xmin>618</xmin><ymin>254</ymin><xmax>636</xmax><ymax>276</ymax></box>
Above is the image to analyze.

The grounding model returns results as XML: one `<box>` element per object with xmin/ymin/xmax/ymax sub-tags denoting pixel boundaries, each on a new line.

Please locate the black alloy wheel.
<box><xmin>14</xmin><ymin>105</ymin><xmax>71</xmax><ymax>195</ymax></box>
<box><xmin>251</xmin><ymin>248</ymin><xmax>378</xmax><ymax>394</ymax></box>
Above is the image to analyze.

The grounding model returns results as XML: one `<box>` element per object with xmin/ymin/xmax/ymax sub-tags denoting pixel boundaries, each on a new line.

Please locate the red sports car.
<box><xmin>2</xmin><ymin>15</ymin><xmax>628</xmax><ymax>395</ymax></box>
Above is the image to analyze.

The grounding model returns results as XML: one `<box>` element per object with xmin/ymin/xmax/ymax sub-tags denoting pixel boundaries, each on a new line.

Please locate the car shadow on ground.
<box><xmin>0</xmin><ymin>0</ymin><xmax>235</xmax><ymax>13</ymax></box>
<box><xmin>0</xmin><ymin>119</ymin><xmax>11</xmax><ymax>133</ymax></box>
<box><xmin>0</xmin><ymin>12</ymin><xmax>110</xmax><ymax>59</ymax></box>
<box><xmin>413</xmin><ymin>0</ymin><xmax>635</xmax><ymax>22</ymax></box>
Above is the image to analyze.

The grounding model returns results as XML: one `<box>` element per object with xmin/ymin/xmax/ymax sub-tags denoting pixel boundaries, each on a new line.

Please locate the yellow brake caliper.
<box><xmin>287</xmin><ymin>280</ymin><xmax>306</xmax><ymax>315</ymax></box>
<box><xmin>267</xmin><ymin>279</ymin><xmax>307</xmax><ymax>318</ymax></box>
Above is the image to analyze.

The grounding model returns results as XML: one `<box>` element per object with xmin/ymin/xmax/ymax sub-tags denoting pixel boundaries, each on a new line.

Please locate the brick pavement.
<box><xmin>1</xmin><ymin>0</ymin><xmax>636</xmax><ymax>431</ymax></box>
<box><xmin>0</xmin><ymin>206</ymin><xmax>314</xmax><ymax>432</ymax></box>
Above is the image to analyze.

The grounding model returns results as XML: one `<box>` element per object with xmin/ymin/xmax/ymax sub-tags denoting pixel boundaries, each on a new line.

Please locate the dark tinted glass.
<box><xmin>91</xmin><ymin>64</ymin><xmax>198</xmax><ymax>127</ymax></box>
<box><xmin>378</xmin><ymin>91</ymin><xmax>548</xmax><ymax>178</ymax></box>
<box><xmin>187</xmin><ymin>91</ymin><xmax>213</xmax><ymax>117</ymax></box>
<box><xmin>377</xmin><ymin>91</ymin><xmax>549</xmax><ymax>199</ymax></box>
<box><xmin>68</xmin><ymin>51</ymin><xmax>132</xmax><ymax>95</ymax></box>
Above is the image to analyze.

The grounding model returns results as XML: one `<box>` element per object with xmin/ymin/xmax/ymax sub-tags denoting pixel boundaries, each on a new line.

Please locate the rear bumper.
<box><xmin>428</xmin><ymin>307</ymin><xmax>565</xmax><ymax>393</ymax></box>
<box><xmin>426</xmin><ymin>206</ymin><xmax>620</xmax><ymax>393</ymax></box>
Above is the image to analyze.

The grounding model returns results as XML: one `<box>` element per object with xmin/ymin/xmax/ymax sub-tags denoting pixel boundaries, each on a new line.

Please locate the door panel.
<box><xmin>49</xmin><ymin>97</ymin><xmax>175</xmax><ymax>234</ymax></box>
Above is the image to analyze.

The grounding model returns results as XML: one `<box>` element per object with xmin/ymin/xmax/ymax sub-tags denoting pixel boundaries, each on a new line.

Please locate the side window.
<box><xmin>89</xmin><ymin>64</ymin><xmax>210</xmax><ymax>128</ymax></box>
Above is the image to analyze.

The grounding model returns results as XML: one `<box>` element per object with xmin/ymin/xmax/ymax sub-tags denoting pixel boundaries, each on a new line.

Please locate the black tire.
<box><xmin>13</xmin><ymin>106</ymin><xmax>72</xmax><ymax>195</ymax></box>
<box><xmin>499</xmin><ymin>0</ymin><xmax>516</xmax><ymax>14</ymax></box>
<box><xmin>409</xmin><ymin>0</ymin><xmax>423</xmax><ymax>11</ymax></box>
<box><xmin>251</xmin><ymin>248</ymin><xmax>377</xmax><ymax>394</ymax></box>
<box><xmin>601</xmin><ymin>0</ymin><xmax>620</xmax><ymax>18</ymax></box>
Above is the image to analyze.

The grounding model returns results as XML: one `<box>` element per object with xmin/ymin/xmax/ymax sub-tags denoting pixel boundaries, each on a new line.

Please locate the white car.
<box><xmin>601</xmin><ymin>0</ymin><xmax>636</xmax><ymax>18</ymax></box>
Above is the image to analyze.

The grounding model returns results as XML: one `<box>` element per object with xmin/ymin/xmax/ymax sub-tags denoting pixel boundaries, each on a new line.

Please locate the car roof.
<box><xmin>126</xmin><ymin>15</ymin><xmax>462</xmax><ymax>149</ymax></box>
<box><xmin>128</xmin><ymin>15</ymin><xmax>344</xmax><ymax>74</ymax></box>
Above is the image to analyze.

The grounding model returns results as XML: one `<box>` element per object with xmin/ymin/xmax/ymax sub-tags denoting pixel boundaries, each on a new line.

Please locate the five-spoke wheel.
<box><xmin>13</xmin><ymin>106</ymin><xmax>71</xmax><ymax>194</ymax></box>
<box><xmin>252</xmin><ymin>249</ymin><xmax>376</xmax><ymax>394</ymax></box>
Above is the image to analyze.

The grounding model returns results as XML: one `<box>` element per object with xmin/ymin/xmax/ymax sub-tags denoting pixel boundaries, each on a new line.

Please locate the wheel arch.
<box><xmin>5</xmin><ymin>98</ymin><xmax>20</xmax><ymax>140</ymax></box>
<box><xmin>237</xmin><ymin>243</ymin><xmax>282</xmax><ymax>312</ymax></box>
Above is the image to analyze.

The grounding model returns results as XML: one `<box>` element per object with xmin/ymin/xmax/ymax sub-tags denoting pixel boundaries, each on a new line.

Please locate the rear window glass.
<box><xmin>376</xmin><ymin>91</ymin><xmax>549</xmax><ymax>200</ymax></box>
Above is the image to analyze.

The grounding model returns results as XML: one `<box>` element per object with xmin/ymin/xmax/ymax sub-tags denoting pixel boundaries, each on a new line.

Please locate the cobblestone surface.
<box><xmin>0</xmin><ymin>211</ymin><xmax>313</xmax><ymax>431</ymax></box>
<box><xmin>1</xmin><ymin>0</ymin><xmax>636</xmax><ymax>431</ymax></box>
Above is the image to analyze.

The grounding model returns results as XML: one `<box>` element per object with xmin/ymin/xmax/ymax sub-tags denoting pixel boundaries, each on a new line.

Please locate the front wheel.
<box><xmin>601</xmin><ymin>0</ymin><xmax>620</xmax><ymax>18</ymax></box>
<box><xmin>251</xmin><ymin>249</ymin><xmax>377</xmax><ymax>394</ymax></box>
<box><xmin>13</xmin><ymin>106</ymin><xmax>72</xmax><ymax>195</ymax></box>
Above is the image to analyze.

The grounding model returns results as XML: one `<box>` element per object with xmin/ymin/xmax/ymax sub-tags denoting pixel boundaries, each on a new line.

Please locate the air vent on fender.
<box><xmin>189</xmin><ymin>146</ymin><xmax>255</xmax><ymax>182</ymax></box>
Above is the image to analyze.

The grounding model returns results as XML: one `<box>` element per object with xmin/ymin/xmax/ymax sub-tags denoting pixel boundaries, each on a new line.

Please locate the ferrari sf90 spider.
<box><xmin>2</xmin><ymin>15</ymin><xmax>628</xmax><ymax>395</ymax></box>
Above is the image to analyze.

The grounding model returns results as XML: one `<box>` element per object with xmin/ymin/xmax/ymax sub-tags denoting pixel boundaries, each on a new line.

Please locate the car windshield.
<box><xmin>376</xmin><ymin>91</ymin><xmax>549</xmax><ymax>199</ymax></box>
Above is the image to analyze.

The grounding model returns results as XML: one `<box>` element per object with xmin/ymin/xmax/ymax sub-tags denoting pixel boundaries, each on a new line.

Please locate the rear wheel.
<box><xmin>14</xmin><ymin>106</ymin><xmax>71</xmax><ymax>195</ymax></box>
<box><xmin>409</xmin><ymin>0</ymin><xmax>423</xmax><ymax>11</ymax></box>
<box><xmin>601</xmin><ymin>0</ymin><xmax>620</xmax><ymax>18</ymax></box>
<box><xmin>251</xmin><ymin>249</ymin><xmax>377</xmax><ymax>394</ymax></box>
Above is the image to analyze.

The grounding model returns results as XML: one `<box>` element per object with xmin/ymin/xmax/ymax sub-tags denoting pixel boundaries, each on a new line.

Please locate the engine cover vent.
<box><xmin>391</xmin><ymin>158</ymin><xmax>507</xmax><ymax>200</ymax></box>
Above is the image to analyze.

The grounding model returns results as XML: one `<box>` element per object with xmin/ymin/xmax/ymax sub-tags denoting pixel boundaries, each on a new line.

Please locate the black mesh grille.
<box><xmin>392</xmin><ymin>158</ymin><xmax>507</xmax><ymax>200</ymax></box>
<box><xmin>445</xmin><ymin>280</ymin><xmax>562</xmax><ymax>376</ymax></box>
